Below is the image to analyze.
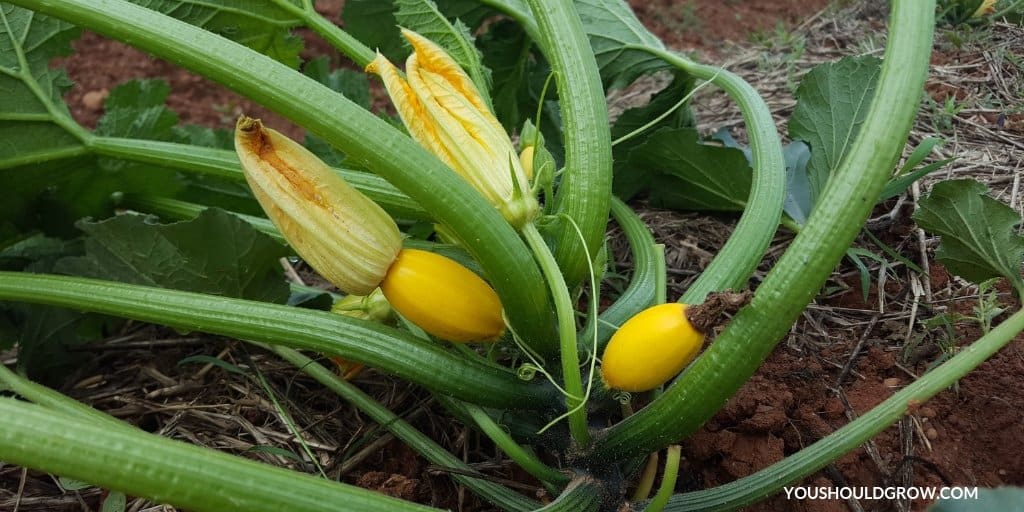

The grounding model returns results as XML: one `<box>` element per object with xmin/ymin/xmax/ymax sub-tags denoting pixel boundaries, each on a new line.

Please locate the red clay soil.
<box><xmin>681</xmin><ymin>282</ymin><xmax>1024</xmax><ymax>511</ymax></box>
<box><xmin>628</xmin><ymin>0</ymin><xmax>832</xmax><ymax>51</ymax></box>
<box><xmin>48</xmin><ymin>1</ymin><xmax>1023</xmax><ymax>511</ymax></box>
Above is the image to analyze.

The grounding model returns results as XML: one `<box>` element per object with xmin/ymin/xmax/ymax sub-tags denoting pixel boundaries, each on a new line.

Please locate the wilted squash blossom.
<box><xmin>366</xmin><ymin>29</ymin><xmax>538</xmax><ymax>228</ymax></box>
<box><xmin>235</xmin><ymin>117</ymin><xmax>402</xmax><ymax>295</ymax></box>
<box><xmin>973</xmin><ymin>0</ymin><xmax>997</xmax><ymax>17</ymax></box>
<box><xmin>234</xmin><ymin>117</ymin><xmax>505</xmax><ymax>343</ymax></box>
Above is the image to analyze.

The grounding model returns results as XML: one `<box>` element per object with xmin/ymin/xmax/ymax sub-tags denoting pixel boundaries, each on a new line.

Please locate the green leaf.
<box><xmin>781</xmin><ymin>140</ymin><xmax>813</xmax><ymax>225</ymax></box>
<box><xmin>301</xmin><ymin>58</ymin><xmax>372</xmax><ymax>167</ymax></box>
<box><xmin>128</xmin><ymin>0</ymin><xmax>305</xmax><ymax>68</ymax></box>
<box><xmin>879</xmin><ymin>137</ymin><xmax>955</xmax><ymax>201</ymax></box>
<box><xmin>913</xmin><ymin>179</ymin><xmax>1024</xmax><ymax>294</ymax></box>
<box><xmin>101</xmin><ymin>491</ymin><xmax>126</xmax><ymax>512</ymax></box>
<box><xmin>58</xmin><ymin>477</ymin><xmax>94</xmax><ymax>491</ymax></box>
<box><xmin>0</xmin><ymin>5</ymin><xmax>84</xmax><ymax>170</ymax></box>
<box><xmin>610</xmin><ymin>72</ymin><xmax>694</xmax><ymax>199</ymax></box>
<box><xmin>54</xmin><ymin>209</ymin><xmax>290</xmax><ymax>303</ymax></box>
<box><xmin>574</xmin><ymin>0</ymin><xmax>670</xmax><ymax>90</ymax></box>
<box><xmin>342</xmin><ymin>0</ymin><xmax>406</xmax><ymax>62</ymax></box>
<box><xmin>94</xmin><ymin>79</ymin><xmax>179</xmax><ymax>140</ymax></box>
<box><xmin>302</xmin><ymin>57</ymin><xmax>371</xmax><ymax>110</ymax></box>
<box><xmin>789</xmin><ymin>55</ymin><xmax>882</xmax><ymax>203</ymax></box>
<box><xmin>395</xmin><ymin>0</ymin><xmax>491</xmax><ymax>98</ymax></box>
<box><xmin>479</xmin><ymin>19</ymin><xmax>534</xmax><ymax>131</ymax></box>
<box><xmin>625</xmin><ymin>128</ymin><xmax>751</xmax><ymax>211</ymax></box>
<box><xmin>929</xmin><ymin>487</ymin><xmax>1024</xmax><ymax>512</ymax></box>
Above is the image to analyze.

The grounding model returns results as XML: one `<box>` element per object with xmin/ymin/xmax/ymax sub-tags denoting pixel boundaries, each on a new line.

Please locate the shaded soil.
<box><xmin>4</xmin><ymin>1</ymin><xmax>1021</xmax><ymax>512</ymax></box>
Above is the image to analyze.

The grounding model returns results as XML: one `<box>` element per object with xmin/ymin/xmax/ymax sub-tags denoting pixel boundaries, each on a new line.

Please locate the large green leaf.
<box><xmin>625</xmin><ymin>128</ymin><xmax>751</xmax><ymax>211</ymax></box>
<box><xmin>574</xmin><ymin>0</ymin><xmax>668</xmax><ymax>90</ymax></box>
<box><xmin>788</xmin><ymin>55</ymin><xmax>882</xmax><ymax>202</ymax></box>
<box><xmin>478</xmin><ymin>19</ymin><xmax>535</xmax><ymax>131</ymax></box>
<box><xmin>128</xmin><ymin>0</ymin><xmax>304</xmax><ymax>68</ymax></box>
<box><xmin>913</xmin><ymin>179</ymin><xmax>1024</xmax><ymax>294</ymax></box>
<box><xmin>0</xmin><ymin>5</ymin><xmax>83</xmax><ymax>170</ymax></box>
<box><xmin>610</xmin><ymin>72</ymin><xmax>694</xmax><ymax>199</ymax></box>
<box><xmin>341</xmin><ymin>0</ymin><xmax>407</xmax><ymax>62</ymax></box>
<box><xmin>55</xmin><ymin>208</ymin><xmax>290</xmax><ymax>303</ymax></box>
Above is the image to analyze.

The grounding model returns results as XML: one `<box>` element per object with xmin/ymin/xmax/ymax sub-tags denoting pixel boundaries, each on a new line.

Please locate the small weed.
<box><xmin>925</xmin><ymin>95</ymin><xmax>966</xmax><ymax>134</ymax></box>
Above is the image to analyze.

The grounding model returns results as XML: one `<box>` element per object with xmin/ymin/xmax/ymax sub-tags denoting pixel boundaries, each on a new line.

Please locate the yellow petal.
<box><xmin>234</xmin><ymin>117</ymin><xmax>402</xmax><ymax>295</ymax></box>
<box><xmin>400</xmin><ymin>28</ymin><xmax>490</xmax><ymax>115</ymax></box>
<box><xmin>366</xmin><ymin>53</ymin><xmax>457</xmax><ymax>170</ymax></box>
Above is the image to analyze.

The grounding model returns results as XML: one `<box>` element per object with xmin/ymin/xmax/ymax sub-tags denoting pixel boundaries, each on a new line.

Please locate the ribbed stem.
<box><xmin>463</xmin><ymin>403</ymin><xmax>571</xmax><ymax>486</ymax></box>
<box><xmin>266</xmin><ymin>346</ymin><xmax>542</xmax><ymax>512</ymax></box>
<box><xmin>9</xmin><ymin>0</ymin><xmax>555</xmax><ymax>356</ymax></box>
<box><xmin>0</xmin><ymin>273</ymin><xmax>557</xmax><ymax>409</ymax></box>
<box><xmin>0</xmin><ymin>399</ymin><xmax>440</xmax><ymax>512</ymax></box>
<box><xmin>621</xmin><ymin>46</ymin><xmax>787</xmax><ymax>303</ymax></box>
<box><xmin>588</xmin><ymin>0</ymin><xmax>936</xmax><ymax>463</ymax></box>
<box><xmin>267</xmin><ymin>0</ymin><xmax>376</xmax><ymax>68</ymax></box>
<box><xmin>88</xmin><ymin>137</ymin><xmax>429</xmax><ymax>221</ymax></box>
<box><xmin>522</xmin><ymin>0</ymin><xmax>612</xmax><ymax>290</ymax></box>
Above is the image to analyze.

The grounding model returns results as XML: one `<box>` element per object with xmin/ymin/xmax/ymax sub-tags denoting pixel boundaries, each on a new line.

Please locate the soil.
<box><xmin>4</xmin><ymin>1</ymin><xmax>1022</xmax><ymax>512</ymax></box>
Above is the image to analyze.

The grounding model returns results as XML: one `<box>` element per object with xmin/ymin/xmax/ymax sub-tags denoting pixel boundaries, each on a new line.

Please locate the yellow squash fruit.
<box><xmin>380</xmin><ymin>249</ymin><xmax>505</xmax><ymax>342</ymax></box>
<box><xmin>600</xmin><ymin>303</ymin><xmax>704</xmax><ymax>392</ymax></box>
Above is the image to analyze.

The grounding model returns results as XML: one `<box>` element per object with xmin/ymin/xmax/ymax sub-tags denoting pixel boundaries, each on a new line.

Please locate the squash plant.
<box><xmin>1</xmin><ymin>0</ymin><xmax>1022</xmax><ymax>511</ymax></box>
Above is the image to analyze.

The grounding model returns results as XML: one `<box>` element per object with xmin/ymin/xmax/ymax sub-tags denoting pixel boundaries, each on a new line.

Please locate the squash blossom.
<box><xmin>235</xmin><ymin>116</ymin><xmax>402</xmax><ymax>295</ymax></box>
<box><xmin>972</xmin><ymin>0</ymin><xmax>996</xmax><ymax>17</ymax></box>
<box><xmin>234</xmin><ymin>117</ymin><xmax>505</xmax><ymax>343</ymax></box>
<box><xmin>366</xmin><ymin>29</ymin><xmax>538</xmax><ymax>228</ymax></box>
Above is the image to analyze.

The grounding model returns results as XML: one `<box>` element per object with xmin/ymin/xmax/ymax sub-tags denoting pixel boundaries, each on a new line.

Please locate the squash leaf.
<box><xmin>914</xmin><ymin>179</ymin><xmax>1024</xmax><ymax>297</ymax></box>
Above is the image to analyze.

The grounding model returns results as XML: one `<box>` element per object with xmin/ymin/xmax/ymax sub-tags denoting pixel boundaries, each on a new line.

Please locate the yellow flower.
<box><xmin>366</xmin><ymin>29</ymin><xmax>537</xmax><ymax>228</ymax></box>
<box><xmin>235</xmin><ymin>117</ymin><xmax>506</xmax><ymax>343</ymax></box>
<box><xmin>234</xmin><ymin>116</ymin><xmax>402</xmax><ymax>295</ymax></box>
<box><xmin>972</xmin><ymin>0</ymin><xmax>996</xmax><ymax>17</ymax></box>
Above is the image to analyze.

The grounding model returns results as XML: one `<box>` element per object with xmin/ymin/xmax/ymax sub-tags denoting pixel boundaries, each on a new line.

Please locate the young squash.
<box><xmin>381</xmin><ymin>249</ymin><xmax>505</xmax><ymax>343</ymax></box>
<box><xmin>600</xmin><ymin>303</ymin><xmax>704</xmax><ymax>392</ymax></box>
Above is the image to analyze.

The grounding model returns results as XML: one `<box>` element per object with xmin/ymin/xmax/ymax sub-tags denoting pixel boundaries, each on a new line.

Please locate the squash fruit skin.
<box><xmin>600</xmin><ymin>303</ymin><xmax>704</xmax><ymax>392</ymax></box>
<box><xmin>380</xmin><ymin>249</ymin><xmax>505</xmax><ymax>343</ymax></box>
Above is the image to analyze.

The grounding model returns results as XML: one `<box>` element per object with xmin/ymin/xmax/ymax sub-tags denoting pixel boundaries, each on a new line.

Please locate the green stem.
<box><xmin>587</xmin><ymin>198</ymin><xmax>659</xmax><ymax>351</ymax></box>
<box><xmin>479</xmin><ymin>0</ymin><xmax>540</xmax><ymax>41</ymax></box>
<box><xmin>664</xmin><ymin>306</ymin><xmax>1024</xmax><ymax>511</ymax></box>
<box><xmin>0</xmin><ymin>272</ymin><xmax>557</xmax><ymax>410</ymax></box>
<box><xmin>463</xmin><ymin>403</ymin><xmax>571</xmax><ymax>486</ymax></box>
<box><xmin>0</xmin><ymin>364</ymin><xmax>128</xmax><ymax>427</ymax></box>
<box><xmin>88</xmin><ymin>136</ymin><xmax>428</xmax><ymax>221</ymax></box>
<box><xmin>11</xmin><ymin>0</ymin><xmax>555</xmax><ymax>356</ymax></box>
<box><xmin>644</xmin><ymin>445</ymin><xmax>681</xmax><ymax>512</ymax></box>
<box><xmin>522</xmin><ymin>223</ymin><xmax>589</xmax><ymax>446</ymax></box>
<box><xmin>267</xmin><ymin>0</ymin><xmax>376</xmax><ymax>68</ymax></box>
<box><xmin>0</xmin><ymin>399</ymin><xmax>440</xmax><ymax>512</ymax></box>
<box><xmin>588</xmin><ymin>0</ymin><xmax>936</xmax><ymax>463</ymax></box>
<box><xmin>265</xmin><ymin>345</ymin><xmax>541</xmax><ymax>512</ymax></box>
<box><xmin>534</xmin><ymin>477</ymin><xmax>604</xmax><ymax>512</ymax></box>
<box><xmin>622</xmin><ymin>45</ymin><xmax>787</xmax><ymax>304</ymax></box>
<box><xmin>522</xmin><ymin>0</ymin><xmax>612</xmax><ymax>290</ymax></box>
